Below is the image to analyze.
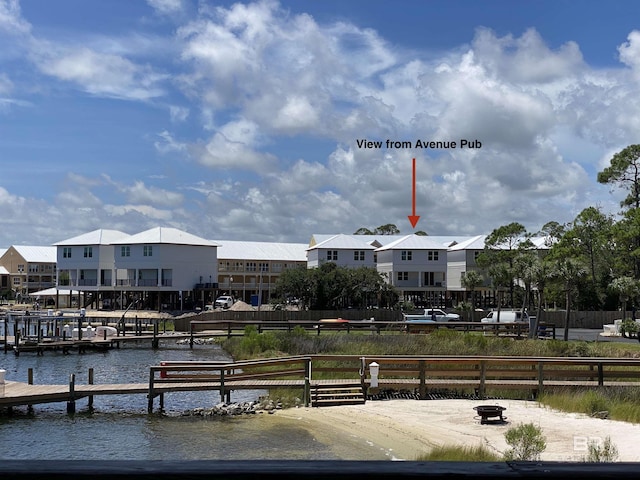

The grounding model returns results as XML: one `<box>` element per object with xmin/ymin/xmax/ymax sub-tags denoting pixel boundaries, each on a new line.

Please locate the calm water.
<box><xmin>0</xmin><ymin>340</ymin><xmax>375</xmax><ymax>460</ymax></box>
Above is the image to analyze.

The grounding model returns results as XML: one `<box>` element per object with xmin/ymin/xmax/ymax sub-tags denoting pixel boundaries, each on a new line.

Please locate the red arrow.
<box><xmin>408</xmin><ymin>158</ymin><xmax>420</xmax><ymax>228</ymax></box>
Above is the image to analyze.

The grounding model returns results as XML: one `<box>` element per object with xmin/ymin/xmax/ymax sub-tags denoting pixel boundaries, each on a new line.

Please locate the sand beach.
<box><xmin>275</xmin><ymin>399</ymin><xmax>640</xmax><ymax>462</ymax></box>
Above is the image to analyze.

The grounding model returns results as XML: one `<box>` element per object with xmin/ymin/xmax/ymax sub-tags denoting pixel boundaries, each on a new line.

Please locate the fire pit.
<box><xmin>473</xmin><ymin>405</ymin><xmax>506</xmax><ymax>424</ymax></box>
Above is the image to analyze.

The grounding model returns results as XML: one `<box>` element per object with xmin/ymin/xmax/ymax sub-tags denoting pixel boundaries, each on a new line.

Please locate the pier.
<box><xmin>4</xmin><ymin>355</ymin><xmax>640</xmax><ymax>414</ymax></box>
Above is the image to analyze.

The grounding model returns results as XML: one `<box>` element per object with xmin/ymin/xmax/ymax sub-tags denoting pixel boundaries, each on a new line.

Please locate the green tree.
<box><xmin>612</xmin><ymin>207</ymin><xmax>640</xmax><ymax>279</ymax></box>
<box><xmin>552</xmin><ymin>258</ymin><xmax>587</xmax><ymax>341</ymax></box>
<box><xmin>461</xmin><ymin>270</ymin><xmax>483</xmax><ymax>322</ymax></box>
<box><xmin>597</xmin><ymin>144</ymin><xmax>640</xmax><ymax>209</ymax></box>
<box><xmin>272</xmin><ymin>265</ymin><xmax>314</xmax><ymax>310</ymax></box>
<box><xmin>273</xmin><ymin>263</ymin><xmax>398</xmax><ymax>310</ymax></box>
<box><xmin>532</xmin><ymin>260</ymin><xmax>554</xmax><ymax>339</ymax></box>
<box><xmin>354</xmin><ymin>224</ymin><xmax>400</xmax><ymax>235</ymax></box>
<box><xmin>478</xmin><ymin>222</ymin><xmax>532</xmax><ymax>308</ymax></box>
<box><xmin>538</xmin><ymin>220</ymin><xmax>566</xmax><ymax>247</ymax></box>
<box><xmin>547</xmin><ymin>207</ymin><xmax>615</xmax><ymax>309</ymax></box>
<box><xmin>375</xmin><ymin>224</ymin><xmax>400</xmax><ymax>235</ymax></box>
<box><xmin>513</xmin><ymin>251</ymin><xmax>539</xmax><ymax>325</ymax></box>
<box><xmin>598</xmin><ymin>144</ymin><xmax>640</xmax><ymax>277</ymax></box>
<box><xmin>609</xmin><ymin>276</ymin><xmax>640</xmax><ymax>321</ymax></box>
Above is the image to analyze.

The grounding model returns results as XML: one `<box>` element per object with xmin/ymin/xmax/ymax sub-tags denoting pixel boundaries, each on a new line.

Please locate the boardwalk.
<box><xmin>4</xmin><ymin>355</ymin><xmax>640</xmax><ymax>414</ymax></box>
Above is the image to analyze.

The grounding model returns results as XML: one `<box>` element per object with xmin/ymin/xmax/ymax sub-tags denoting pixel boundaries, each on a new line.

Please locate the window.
<box><xmin>63</xmin><ymin>247</ymin><xmax>72</xmax><ymax>258</ymax></box>
<box><xmin>401</xmin><ymin>250</ymin><xmax>412</xmax><ymax>261</ymax></box>
<box><xmin>121</xmin><ymin>246</ymin><xmax>130</xmax><ymax>257</ymax></box>
<box><xmin>327</xmin><ymin>250</ymin><xmax>338</xmax><ymax>261</ymax></box>
<box><xmin>272</xmin><ymin>263</ymin><xmax>283</xmax><ymax>273</ymax></box>
<box><xmin>143</xmin><ymin>245</ymin><xmax>153</xmax><ymax>257</ymax></box>
<box><xmin>232</xmin><ymin>262</ymin><xmax>244</xmax><ymax>271</ymax></box>
<box><xmin>246</xmin><ymin>262</ymin><xmax>256</xmax><ymax>272</ymax></box>
<box><xmin>84</xmin><ymin>247</ymin><xmax>93</xmax><ymax>258</ymax></box>
<box><xmin>354</xmin><ymin>250</ymin><xmax>365</xmax><ymax>261</ymax></box>
<box><xmin>428</xmin><ymin>251</ymin><xmax>439</xmax><ymax>261</ymax></box>
<box><xmin>397</xmin><ymin>272</ymin><xmax>408</xmax><ymax>281</ymax></box>
<box><xmin>219</xmin><ymin>261</ymin><xmax>229</xmax><ymax>271</ymax></box>
<box><xmin>259</xmin><ymin>263</ymin><xmax>269</xmax><ymax>272</ymax></box>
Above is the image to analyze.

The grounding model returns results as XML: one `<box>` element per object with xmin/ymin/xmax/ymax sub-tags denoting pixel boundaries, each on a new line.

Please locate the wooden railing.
<box><xmin>188</xmin><ymin>319</ymin><xmax>555</xmax><ymax>342</ymax></box>
<box><xmin>148</xmin><ymin>357</ymin><xmax>312</xmax><ymax>412</ymax></box>
<box><xmin>148</xmin><ymin>354</ymin><xmax>640</xmax><ymax>413</ymax></box>
<box><xmin>329</xmin><ymin>354</ymin><xmax>640</xmax><ymax>397</ymax></box>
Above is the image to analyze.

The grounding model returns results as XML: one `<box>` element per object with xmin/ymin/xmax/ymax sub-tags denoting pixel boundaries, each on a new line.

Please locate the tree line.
<box><xmin>274</xmin><ymin>145</ymin><xmax>640</xmax><ymax>341</ymax></box>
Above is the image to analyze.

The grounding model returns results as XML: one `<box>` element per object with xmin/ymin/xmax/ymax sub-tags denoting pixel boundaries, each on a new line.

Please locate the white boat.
<box><xmin>94</xmin><ymin>325</ymin><xmax>118</xmax><ymax>338</ymax></box>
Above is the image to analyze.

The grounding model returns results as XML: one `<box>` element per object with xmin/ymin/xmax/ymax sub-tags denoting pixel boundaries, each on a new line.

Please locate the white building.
<box><xmin>306</xmin><ymin>234</ymin><xmax>381</xmax><ymax>268</ymax></box>
<box><xmin>375</xmin><ymin>235</ymin><xmax>462</xmax><ymax>307</ymax></box>
<box><xmin>54</xmin><ymin>227</ymin><xmax>219</xmax><ymax>310</ymax></box>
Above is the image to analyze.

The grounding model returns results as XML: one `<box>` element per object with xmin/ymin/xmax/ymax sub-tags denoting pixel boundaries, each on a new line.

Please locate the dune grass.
<box><xmin>415</xmin><ymin>444</ymin><xmax>501</xmax><ymax>461</ymax></box>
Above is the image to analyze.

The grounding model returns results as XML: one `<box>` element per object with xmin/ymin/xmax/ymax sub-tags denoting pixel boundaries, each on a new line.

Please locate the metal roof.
<box><xmin>53</xmin><ymin>229</ymin><xmax>129</xmax><ymax>246</ymax></box>
<box><xmin>216</xmin><ymin>240</ymin><xmax>308</xmax><ymax>261</ymax></box>
<box><xmin>307</xmin><ymin>234</ymin><xmax>377</xmax><ymax>251</ymax></box>
<box><xmin>374</xmin><ymin>234</ymin><xmax>455</xmax><ymax>251</ymax></box>
<box><xmin>447</xmin><ymin>235</ymin><xmax>550</xmax><ymax>251</ymax></box>
<box><xmin>110</xmin><ymin>227</ymin><xmax>220</xmax><ymax>247</ymax></box>
<box><xmin>10</xmin><ymin>245</ymin><xmax>57</xmax><ymax>263</ymax></box>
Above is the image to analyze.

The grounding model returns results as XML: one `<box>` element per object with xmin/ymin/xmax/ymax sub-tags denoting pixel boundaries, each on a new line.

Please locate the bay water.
<box><xmin>0</xmin><ymin>340</ymin><xmax>371</xmax><ymax>461</ymax></box>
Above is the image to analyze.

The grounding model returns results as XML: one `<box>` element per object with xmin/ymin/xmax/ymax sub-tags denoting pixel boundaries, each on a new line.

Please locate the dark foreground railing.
<box><xmin>3</xmin><ymin>460</ymin><xmax>640</xmax><ymax>479</ymax></box>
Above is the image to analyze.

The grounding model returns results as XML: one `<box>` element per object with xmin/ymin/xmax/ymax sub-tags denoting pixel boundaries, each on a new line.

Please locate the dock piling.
<box><xmin>88</xmin><ymin>368</ymin><xmax>94</xmax><ymax>410</ymax></box>
<box><xmin>67</xmin><ymin>373</ymin><xmax>76</xmax><ymax>414</ymax></box>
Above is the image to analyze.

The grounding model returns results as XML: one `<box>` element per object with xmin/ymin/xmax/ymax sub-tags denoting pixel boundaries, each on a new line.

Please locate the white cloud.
<box><xmin>36</xmin><ymin>47</ymin><xmax>166</xmax><ymax>101</ymax></box>
<box><xmin>169</xmin><ymin>105</ymin><xmax>189</xmax><ymax>123</ymax></box>
<box><xmin>618</xmin><ymin>30</ymin><xmax>640</xmax><ymax>73</ymax></box>
<box><xmin>197</xmin><ymin>118</ymin><xmax>278</xmax><ymax>172</ymax></box>
<box><xmin>146</xmin><ymin>0</ymin><xmax>185</xmax><ymax>16</ymax></box>
<box><xmin>0</xmin><ymin>0</ymin><xmax>30</xmax><ymax>35</ymax></box>
<box><xmin>4</xmin><ymin>2</ymin><xmax>640</xmax><ymax>247</ymax></box>
<box><xmin>154</xmin><ymin>130</ymin><xmax>188</xmax><ymax>154</ymax></box>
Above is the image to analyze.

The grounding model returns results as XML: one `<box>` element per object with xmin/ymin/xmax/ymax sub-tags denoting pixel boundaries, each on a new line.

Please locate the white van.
<box><xmin>480</xmin><ymin>310</ymin><xmax>528</xmax><ymax>323</ymax></box>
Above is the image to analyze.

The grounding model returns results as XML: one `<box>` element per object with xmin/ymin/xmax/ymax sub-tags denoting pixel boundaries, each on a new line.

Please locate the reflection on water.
<box><xmin>0</xmin><ymin>341</ymin><xmax>373</xmax><ymax>460</ymax></box>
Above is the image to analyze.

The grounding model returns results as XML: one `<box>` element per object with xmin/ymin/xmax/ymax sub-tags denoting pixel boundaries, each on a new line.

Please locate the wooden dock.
<box><xmin>4</xmin><ymin>355</ymin><xmax>640</xmax><ymax>414</ymax></box>
<box><xmin>2</xmin><ymin>331</ymin><xmax>227</xmax><ymax>355</ymax></box>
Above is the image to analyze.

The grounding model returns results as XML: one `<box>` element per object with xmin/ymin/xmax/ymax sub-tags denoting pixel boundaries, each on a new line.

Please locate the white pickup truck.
<box><xmin>214</xmin><ymin>296</ymin><xmax>234</xmax><ymax>309</ymax></box>
<box><xmin>402</xmin><ymin>308</ymin><xmax>460</xmax><ymax>323</ymax></box>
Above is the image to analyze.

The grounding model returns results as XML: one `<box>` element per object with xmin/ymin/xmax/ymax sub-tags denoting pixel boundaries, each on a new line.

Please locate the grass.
<box><xmin>415</xmin><ymin>444</ymin><xmax>501</xmax><ymax>461</ymax></box>
<box><xmin>539</xmin><ymin>386</ymin><xmax>640</xmax><ymax>422</ymax></box>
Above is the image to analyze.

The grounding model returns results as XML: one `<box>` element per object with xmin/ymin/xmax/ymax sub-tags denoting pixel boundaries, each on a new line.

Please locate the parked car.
<box><xmin>480</xmin><ymin>310</ymin><xmax>528</xmax><ymax>323</ymax></box>
<box><xmin>402</xmin><ymin>308</ymin><xmax>460</xmax><ymax>322</ymax></box>
<box><xmin>214</xmin><ymin>296</ymin><xmax>234</xmax><ymax>309</ymax></box>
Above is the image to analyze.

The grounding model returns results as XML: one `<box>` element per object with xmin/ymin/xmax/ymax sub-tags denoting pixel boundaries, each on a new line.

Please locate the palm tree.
<box><xmin>553</xmin><ymin>258</ymin><xmax>587</xmax><ymax>341</ymax></box>
<box><xmin>532</xmin><ymin>261</ymin><xmax>553</xmax><ymax>339</ymax></box>
<box><xmin>514</xmin><ymin>252</ymin><xmax>539</xmax><ymax>323</ymax></box>
<box><xmin>461</xmin><ymin>270</ymin><xmax>483</xmax><ymax>322</ymax></box>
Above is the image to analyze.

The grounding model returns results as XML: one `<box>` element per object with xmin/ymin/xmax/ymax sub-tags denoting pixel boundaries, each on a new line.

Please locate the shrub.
<box><xmin>503</xmin><ymin>423</ymin><xmax>546</xmax><ymax>461</ymax></box>
<box><xmin>583</xmin><ymin>436</ymin><xmax>619</xmax><ymax>462</ymax></box>
<box><xmin>620</xmin><ymin>319</ymin><xmax>639</xmax><ymax>338</ymax></box>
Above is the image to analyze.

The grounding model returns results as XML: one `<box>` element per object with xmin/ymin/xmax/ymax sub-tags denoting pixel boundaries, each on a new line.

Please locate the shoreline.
<box><xmin>274</xmin><ymin>399</ymin><xmax>640</xmax><ymax>461</ymax></box>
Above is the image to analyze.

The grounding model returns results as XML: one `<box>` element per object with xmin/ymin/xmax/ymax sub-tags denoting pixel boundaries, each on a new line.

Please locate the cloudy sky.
<box><xmin>1</xmin><ymin>0</ymin><xmax>640</xmax><ymax>247</ymax></box>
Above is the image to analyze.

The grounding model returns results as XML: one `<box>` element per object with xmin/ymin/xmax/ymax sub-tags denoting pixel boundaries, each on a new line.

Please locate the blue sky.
<box><xmin>2</xmin><ymin>0</ymin><xmax>640</xmax><ymax>247</ymax></box>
